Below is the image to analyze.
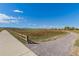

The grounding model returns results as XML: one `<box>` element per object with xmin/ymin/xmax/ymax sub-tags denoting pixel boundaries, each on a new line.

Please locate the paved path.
<box><xmin>26</xmin><ymin>32</ymin><xmax>78</xmax><ymax>56</ymax></box>
<box><xmin>0</xmin><ymin>30</ymin><xmax>36</xmax><ymax>56</ymax></box>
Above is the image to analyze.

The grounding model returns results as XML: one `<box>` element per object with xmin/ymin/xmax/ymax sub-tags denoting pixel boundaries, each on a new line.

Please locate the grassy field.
<box><xmin>6</xmin><ymin>28</ymin><xmax>67</xmax><ymax>43</ymax></box>
<box><xmin>0</xmin><ymin>28</ymin><xmax>4</xmax><ymax>32</ymax></box>
<box><xmin>71</xmin><ymin>30</ymin><xmax>79</xmax><ymax>33</ymax></box>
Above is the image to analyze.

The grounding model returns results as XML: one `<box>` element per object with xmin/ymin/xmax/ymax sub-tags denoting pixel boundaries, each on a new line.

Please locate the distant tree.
<box><xmin>64</xmin><ymin>26</ymin><xmax>70</xmax><ymax>30</ymax></box>
<box><xmin>64</xmin><ymin>26</ymin><xmax>76</xmax><ymax>30</ymax></box>
<box><xmin>71</xmin><ymin>27</ymin><xmax>75</xmax><ymax>30</ymax></box>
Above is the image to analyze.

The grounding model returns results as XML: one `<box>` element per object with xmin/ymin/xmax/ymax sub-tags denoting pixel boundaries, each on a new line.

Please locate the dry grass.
<box><xmin>7</xmin><ymin>28</ymin><xmax>67</xmax><ymax>42</ymax></box>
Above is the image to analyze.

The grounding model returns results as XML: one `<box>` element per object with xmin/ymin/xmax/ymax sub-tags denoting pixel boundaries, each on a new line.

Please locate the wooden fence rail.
<box><xmin>8</xmin><ymin>30</ymin><xmax>38</xmax><ymax>44</ymax></box>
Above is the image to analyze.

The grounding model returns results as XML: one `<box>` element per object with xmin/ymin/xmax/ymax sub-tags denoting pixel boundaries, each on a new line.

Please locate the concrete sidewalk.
<box><xmin>0</xmin><ymin>30</ymin><xmax>36</xmax><ymax>56</ymax></box>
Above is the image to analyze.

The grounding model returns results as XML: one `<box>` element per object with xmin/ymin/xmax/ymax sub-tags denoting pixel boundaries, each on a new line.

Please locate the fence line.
<box><xmin>8</xmin><ymin>30</ymin><xmax>38</xmax><ymax>44</ymax></box>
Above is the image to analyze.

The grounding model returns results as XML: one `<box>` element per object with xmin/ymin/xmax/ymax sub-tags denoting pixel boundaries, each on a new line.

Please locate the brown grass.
<box><xmin>7</xmin><ymin>28</ymin><xmax>67</xmax><ymax>42</ymax></box>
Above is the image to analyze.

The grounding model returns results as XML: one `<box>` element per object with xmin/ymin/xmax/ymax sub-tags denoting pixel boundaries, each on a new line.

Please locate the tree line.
<box><xmin>50</xmin><ymin>26</ymin><xmax>79</xmax><ymax>30</ymax></box>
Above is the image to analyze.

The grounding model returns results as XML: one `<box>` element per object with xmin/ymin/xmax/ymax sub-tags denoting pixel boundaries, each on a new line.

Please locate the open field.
<box><xmin>71</xmin><ymin>30</ymin><xmax>79</xmax><ymax>33</ymax></box>
<box><xmin>6</xmin><ymin>28</ymin><xmax>67</xmax><ymax>43</ymax></box>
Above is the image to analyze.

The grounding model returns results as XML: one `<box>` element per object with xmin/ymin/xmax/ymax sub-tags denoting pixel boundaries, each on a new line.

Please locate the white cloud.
<box><xmin>13</xmin><ymin>10</ymin><xmax>23</xmax><ymax>13</ymax></box>
<box><xmin>0</xmin><ymin>13</ymin><xmax>21</xmax><ymax>24</ymax></box>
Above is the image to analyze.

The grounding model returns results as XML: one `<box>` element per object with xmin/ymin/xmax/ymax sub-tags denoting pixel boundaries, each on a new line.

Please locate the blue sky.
<box><xmin>0</xmin><ymin>3</ymin><xmax>79</xmax><ymax>28</ymax></box>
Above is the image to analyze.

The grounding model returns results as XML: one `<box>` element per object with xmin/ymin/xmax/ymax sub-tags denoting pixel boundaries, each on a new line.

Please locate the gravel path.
<box><xmin>26</xmin><ymin>32</ymin><xmax>78</xmax><ymax>56</ymax></box>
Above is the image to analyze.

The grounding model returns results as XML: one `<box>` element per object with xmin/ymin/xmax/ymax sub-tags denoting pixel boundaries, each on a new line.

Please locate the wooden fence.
<box><xmin>8</xmin><ymin>30</ymin><xmax>38</xmax><ymax>44</ymax></box>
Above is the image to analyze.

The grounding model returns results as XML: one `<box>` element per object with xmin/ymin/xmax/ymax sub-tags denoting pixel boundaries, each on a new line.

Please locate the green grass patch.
<box><xmin>74</xmin><ymin>39</ymin><xmax>79</xmax><ymax>47</ymax></box>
